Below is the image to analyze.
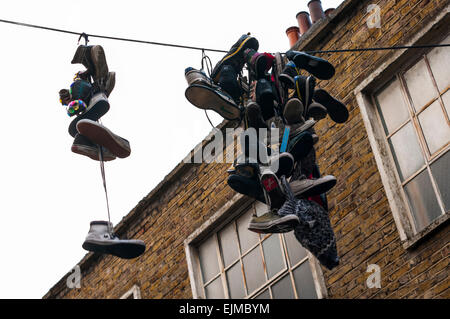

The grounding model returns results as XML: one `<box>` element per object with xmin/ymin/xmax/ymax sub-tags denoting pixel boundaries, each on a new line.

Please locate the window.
<box><xmin>120</xmin><ymin>285</ymin><xmax>141</xmax><ymax>299</ymax></box>
<box><xmin>185</xmin><ymin>197</ymin><xmax>327</xmax><ymax>299</ymax></box>
<box><xmin>355</xmin><ymin>14</ymin><xmax>449</xmax><ymax>247</ymax></box>
<box><xmin>373</xmin><ymin>37</ymin><xmax>449</xmax><ymax>234</ymax></box>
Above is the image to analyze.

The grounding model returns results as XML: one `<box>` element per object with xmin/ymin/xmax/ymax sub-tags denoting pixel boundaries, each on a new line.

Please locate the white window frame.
<box><xmin>354</xmin><ymin>6</ymin><xmax>450</xmax><ymax>249</ymax></box>
<box><xmin>120</xmin><ymin>285</ymin><xmax>141</xmax><ymax>299</ymax></box>
<box><xmin>184</xmin><ymin>193</ymin><xmax>328</xmax><ymax>299</ymax></box>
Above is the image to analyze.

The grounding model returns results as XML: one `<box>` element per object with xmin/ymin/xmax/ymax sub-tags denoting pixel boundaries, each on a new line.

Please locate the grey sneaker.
<box><xmin>104</xmin><ymin>72</ymin><xmax>115</xmax><ymax>97</ymax></box>
<box><xmin>283</xmin><ymin>98</ymin><xmax>304</xmax><ymax>124</ymax></box>
<box><xmin>76</xmin><ymin>119</ymin><xmax>131</xmax><ymax>158</ymax></box>
<box><xmin>248</xmin><ymin>211</ymin><xmax>299</xmax><ymax>233</ymax></box>
<box><xmin>185</xmin><ymin>67</ymin><xmax>215</xmax><ymax>87</ymax></box>
<box><xmin>82</xmin><ymin>221</ymin><xmax>145</xmax><ymax>259</ymax></box>
<box><xmin>290</xmin><ymin>175</ymin><xmax>337</xmax><ymax>198</ymax></box>
<box><xmin>289</xmin><ymin>119</ymin><xmax>316</xmax><ymax>137</ymax></box>
<box><xmin>71</xmin><ymin>45</ymin><xmax>109</xmax><ymax>84</ymax></box>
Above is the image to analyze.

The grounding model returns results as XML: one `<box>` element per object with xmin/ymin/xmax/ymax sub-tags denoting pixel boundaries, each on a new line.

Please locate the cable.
<box><xmin>1</xmin><ymin>18</ymin><xmax>449</xmax><ymax>54</ymax></box>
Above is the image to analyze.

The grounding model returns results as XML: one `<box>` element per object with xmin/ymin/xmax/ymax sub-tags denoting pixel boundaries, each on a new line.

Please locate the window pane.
<box><xmin>262</xmin><ymin>235</ymin><xmax>285</xmax><ymax>279</ymax></box>
<box><xmin>271</xmin><ymin>274</ymin><xmax>295</xmax><ymax>299</ymax></box>
<box><xmin>219</xmin><ymin>222</ymin><xmax>239</xmax><ymax>267</ymax></box>
<box><xmin>404</xmin><ymin>58</ymin><xmax>437</xmax><ymax>110</ymax></box>
<box><xmin>205</xmin><ymin>276</ymin><xmax>224</xmax><ymax>299</ymax></box>
<box><xmin>442</xmin><ymin>89</ymin><xmax>450</xmax><ymax>119</ymax></box>
<box><xmin>293</xmin><ymin>261</ymin><xmax>318</xmax><ymax>299</ymax></box>
<box><xmin>418</xmin><ymin>100</ymin><xmax>450</xmax><ymax>154</ymax></box>
<box><xmin>427</xmin><ymin>35</ymin><xmax>450</xmax><ymax>93</ymax></box>
<box><xmin>198</xmin><ymin>235</ymin><xmax>219</xmax><ymax>283</ymax></box>
<box><xmin>254</xmin><ymin>289</ymin><xmax>271</xmax><ymax>299</ymax></box>
<box><xmin>388</xmin><ymin>122</ymin><xmax>424</xmax><ymax>180</ymax></box>
<box><xmin>283</xmin><ymin>232</ymin><xmax>308</xmax><ymax>266</ymax></box>
<box><xmin>237</xmin><ymin>209</ymin><xmax>259</xmax><ymax>253</ymax></box>
<box><xmin>375</xmin><ymin>78</ymin><xmax>410</xmax><ymax>134</ymax></box>
<box><xmin>226</xmin><ymin>262</ymin><xmax>245</xmax><ymax>299</ymax></box>
<box><xmin>404</xmin><ymin>169</ymin><xmax>442</xmax><ymax>232</ymax></box>
<box><xmin>242</xmin><ymin>247</ymin><xmax>266</xmax><ymax>293</ymax></box>
<box><xmin>431</xmin><ymin>150</ymin><xmax>450</xmax><ymax>212</ymax></box>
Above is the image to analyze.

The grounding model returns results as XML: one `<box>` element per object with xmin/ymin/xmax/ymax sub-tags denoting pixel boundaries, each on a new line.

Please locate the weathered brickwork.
<box><xmin>44</xmin><ymin>0</ymin><xmax>449</xmax><ymax>299</ymax></box>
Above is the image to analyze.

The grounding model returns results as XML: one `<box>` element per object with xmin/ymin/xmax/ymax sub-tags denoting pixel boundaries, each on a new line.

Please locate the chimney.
<box><xmin>286</xmin><ymin>26</ymin><xmax>301</xmax><ymax>47</ymax></box>
<box><xmin>308</xmin><ymin>0</ymin><xmax>326</xmax><ymax>23</ymax></box>
<box><xmin>324</xmin><ymin>8</ymin><xmax>336</xmax><ymax>17</ymax></box>
<box><xmin>296</xmin><ymin>11</ymin><xmax>312</xmax><ymax>35</ymax></box>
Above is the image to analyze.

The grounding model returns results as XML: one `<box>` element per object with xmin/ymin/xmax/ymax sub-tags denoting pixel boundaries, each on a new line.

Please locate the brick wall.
<box><xmin>44</xmin><ymin>0</ymin><xmax>449</xmax><ymax>299</ymax></box>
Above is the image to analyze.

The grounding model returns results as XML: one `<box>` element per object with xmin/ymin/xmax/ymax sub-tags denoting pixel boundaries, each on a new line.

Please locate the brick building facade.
<box><xmin>44</xmin><ymin>0</ymin><xmax>449</xmax><ymax>299</ymax></box>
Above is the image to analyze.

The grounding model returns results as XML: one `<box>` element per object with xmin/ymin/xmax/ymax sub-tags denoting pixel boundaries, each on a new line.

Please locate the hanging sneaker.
<box><xmin>71</xmin><ymin>45</ymin><xmax>109</xmax><ymax>84</ymax></box>
<box><xmin>227</xmin><ymin>174</ymin><xmax>266</xmax><ymax>203</ymax></box>
<box><xmin>243</xmin><ymin>48</ymin><xmax>273</xmax><ymax>79</ymax></box>
<box><xmin>260</xmin><ymin>169</ymin><xmax>286</xmax><ymax>209</ymax></box>
<box><xmin>218</xmin><ymin>65</ymin><xmax>242</xmax><ymax>103</ymax></box>
<box><xmin>185</xmin><ymin>67</ymin><xmax>215</xmax><ymax>87</ymax></box>
<box><xmin>287</xmin><ymin>131</ymin><xmax>314</xmax><ymax>162</ymax></box>
<box><xmin>82</xmin><ymin>221</ymin><xmax>146</xmax><ymax>259</ymax></box>
<box><xmin>286</xmin><ymin>51</ymin><xmax>335</xmax><ymax>80</ymax></box>
<box><xmin>256</xmin><ymin>79</ymin><xmax>277</xmax><ymax>121</ymax></box>
<box><xmin>71</xmin><ymin>134</ymin><xmax>116</xmax><ymax>161</ymax></box>
<box><xmin>283</xmin><ymin>97</ymin><xmax>304</xmax><ymax>124</ymax></box>
<box><xmin>270</xmin><ymin>152</ymin><xmax>295</xmax><ymax>178</ymax></box>
<box><xmin>289</xmin><ymin>119</ymin><xmax>316</xmax><ymax>137</ymax></box>
<box><xmin>248</xmin><ymin>210</ymin><xmax>299</xmax><ymax>234</ymax></box>
<box><xmin>290</xmin><ymin>175</ymin><xmax>337</xmax><ymax>198</ymax></box>
<box><xmin>278</xmin><ymin>61</ymin><xmax>299</xmax><ymax>89</ymax></box>
<box><xmin>294</xmin><ymin>75</ymin><xmax>315</xmax><ymax>115</ymax></box>
<box><xmin>313</xmin><ymin>89</ymin><xmax>349</xmax><ymax>123</ymax></box>
<box><xmin>76</xmin><ymin>119</ymin><xmax>131</xmax><ymax>158</ymax></box>
<box><xmin>185</xmin><ymin>84</ymin><xmax>242</xmax><ymax>120</ymax></box>
<box><xmin>245</xmin><ymin>101</ymin><xmax>268</xmax><ymax>130</ymax></box>
<box><xmin>211</xmin><ymin>34</ymin><xmax>259</xmax><ymax>83</ymax></box>
<box><xmin>104</xmin><ymin>72</ymin><xmax>116</xmax><ymax>97</ymax></box>
<box><xmin>306</xmin><ymin>101</ymin><xmax>328</xmax><ymax>120</ymax></box>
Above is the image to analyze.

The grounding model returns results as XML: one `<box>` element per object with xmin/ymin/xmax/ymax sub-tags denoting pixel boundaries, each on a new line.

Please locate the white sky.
<box><xmin>0</xmin><ymin>0</ymin><xmax>344</xmax><ymax>298</ymax></box>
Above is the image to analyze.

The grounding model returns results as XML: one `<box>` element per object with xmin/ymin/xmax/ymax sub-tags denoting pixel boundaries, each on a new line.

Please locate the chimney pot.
<box><xmin>286</xmin><ymin>26</ymin><xmax>301</xmax><ymax>48</ymax></box>
<box><xmin>308</xmin><ymin>0</ymin><xmax>326</xmax><ymax>23</ymax></box>
<box><xmin>296</xmin><ymin>11</ymin><xmax>312</xmax><ymax>35</ymax></box>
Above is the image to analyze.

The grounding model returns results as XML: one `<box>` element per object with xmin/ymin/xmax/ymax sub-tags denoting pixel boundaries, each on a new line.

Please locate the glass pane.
<box><xmin>427</xmin><ymin>35</ymin><xmax>450</xmax><ymax>93</ymax></box>
<box><xmin>404</xmin><ymin>58</ymin><xmax>437</xmax><ymax>110</ymax></box>
<box><xmin>198</xmin><ymin>235</ymin><xmax>220</xmax><ymax>283</ymax></box>
<box><xmin>388</xmin><ymin>122</ymin><xmax>424</xmax><ymax>180</ymax></box>
<box><xmin>242</xmin><ymin>247</ymin><xmax>266</xmax><ymax>293</ymax></box>
<box><xmin>271</xmin><ymin>274</ymin><xmax>295</xmax><ymax>299</ymax></box>
<box><xmin>283</xmin><ymin>232</ymin><xmax>308</xmax><ymax>266</ymax></box>
<box><xmin>293</xmin><ymin>261</ymin><xmax>318</xmax><ymax>299</ymax></box>
<box><xmin>418</xmin><ymin>100</ymin><xmax>450</xmax><ymax>154</ymax></box>
<box><xmin>205</xmin><ymin>276</ymin><xmax>224</xmax><ymax>299</ymax></box>
<box><xmin>226</xmin><ymin>262</ymin><xmax>245</xmax><ymax>299</ymax></box>
<box><xmin>254</xmin><ymin>289</ymin><xmax>271</xmax><ymax>299</ymax></box>
<box><xmin>237</xmin><ymin>208</ymin><xmax>259</xmax><ymax>253</ymax></box>
<box><xmin>219</xmin><ymin>222</ymin><xmax>239</xmax><ymax>267</ymax></box>
<box><xmin>254</xmin><ymin>200</ymin><xmax>269</xmax><ymax>217</ymax></box>
<box><xmin>262</xmin><ymin>235</ymin><xmax>285</xmax><ymax>279</ymax></box>
<box><xmin>442</xmin><ymin>89</ymin><xmax>450</xmax><ymax>119</ymax></box>
<box><xmin>431</xmin><ymin>150</ymin><xmax>450</xmax><ymax>212</ymax></box>
<box><xmin>375</xmin><ymin>78</ymin><xmax>410</xmax><ymax>134</ymax></box>
<box><xmin>404</xmin><ymin>169</ymin><xmax>442</xmax><ymax>232</ymax></box>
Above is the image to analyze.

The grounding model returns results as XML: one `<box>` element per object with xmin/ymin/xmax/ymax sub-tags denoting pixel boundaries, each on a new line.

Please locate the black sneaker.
<box><xmin>211</xmin><ymin>34</ymin><xmax>259</xmax><ymax>83</ymax></box>
<box><xmin>287</xmin><ymin>131</ymin><xmax>314</xmax><ymax>162</ymax></box>
<box><xmin>227</xmin><ymin>174</ymin><xmax>266</xmax><ymax>203</ymax></box>
<box><xmin>286</xmin><ymin>51</ymin><xmax>335</xmax><ymax>80</ymax></box>
<box><xmin>71</xmin><ymin>133</ymin><xmax>116</xmax><ymax>161</ymax></box>
<box><xmin>270</xmin><ymin>152</ymin><xmax>295</xmax><ymax>178</ymax></box>
<box><xmin>260</xmin><ymin>169</ymin><xmax>286</xmax><ymax>210</ymax></box>
<box><xmin>313</xmin><ymin>89</ymin><xmax>349</xmax><ymax>123</ymax></box>
<box><xmin>245</xmin><ymin>101</ymin><xmax>268</xmax><ymax>130</ymax></box>
<box><xmin>294</xmin><ymin>75</ymin><xmax>316</xmax><ymax>114</ymax></box>
<box><xmin>279</xmin><ymin>61</ymin><xmax>299</xmax><ymax>88</ymax></box>
<box><xmin>256</xmin><ymin>79</ymin><xmax>277</xmax><ymax>121</ymax></box>
<box><xmin>243</xmin><ymin>48</ymin><xmax>268</xmax><ymax>79</ymax></box>
<box><xmin>218</xmin><ymin>65</ymin><xmax>241</xmax><ymax>103</ymax></box>
<box><xmin>307</xmin><ymin>102</ymin><xmax>328</xmax><ymax>120</ymax></box>
<box><xmin>185</xmin><ymin>84</ymin><xmax>242</xmax><ymax>120</ymax></box>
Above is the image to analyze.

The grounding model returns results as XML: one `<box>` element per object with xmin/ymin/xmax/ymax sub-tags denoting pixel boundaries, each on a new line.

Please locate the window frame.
<box><xmin>354</xmin><ymin>7</ymin><xmax>450</xmax><ymax>249</ymax></box>
<box><xmin>184</xmin><ymin>193</ymin><xmax>328</xmax><ymax>299</ymax></box>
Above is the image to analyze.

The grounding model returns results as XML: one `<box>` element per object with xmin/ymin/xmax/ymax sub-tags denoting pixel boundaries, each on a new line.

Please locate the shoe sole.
<box><xmin>313</xmin><ymin>89</ymin><xmax>349</xmax><ymax>123</ymax></box>
<box><xmin>71</xmin><ymin>144</ymin><xmax>116</xmax><ymax>161</ymax></box>
<box><xmin>289</xmin><ymin>119</ymin><xmax>316</xmax><ymax>137</ymax></box>
<box><xmin>248</xmin><ymin>214</ymin><xmax>299</xmax><ymax>234</ymax></box>
<box><xmin>292</xmin><ymin>53</ymin><xmax>335</xmax><ymax>80</ymax></box>
<box><xmin>82</xmin><ymin>240</ymin><xmax>145</xmax><ymax>259</ymax></box>
<box><xmin>291</xmin><ymin>176</ymin><xmax>337</xmax><ymax>198</ymax></box>
<box><xmin>212</xmin><ymin>36</ymin><xmax>258</xmax><ymax>82</ymax></box>
<box><xmin>283</xmin><ymin>98</ymin><xmax>304</xmax><ymax>124</ymax></box>
<box><xmin>76</xmin><ymin>120</ymin><xmax>131</xmax><ymax>158</ymax></box>
<box><xmin>261</xmin><ymin>173</ymin><xmax>285</xmax><ymax>209</ymax></box>
<box><xmin>307</xmin><ymin>102</ymin><xmax>328</xmax><ymax>120</ymax></box>
<box><xmin>185</xmin><ymin>84</ymin><xmax>241</xmax><ymax>120</ymax></box>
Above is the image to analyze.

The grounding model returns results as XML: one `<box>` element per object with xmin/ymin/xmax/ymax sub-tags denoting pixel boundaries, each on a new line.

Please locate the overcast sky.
<box><xmin>0</xmin><ymin>0</ymin><xmax>344</xmax><ymax>298</ymax></box>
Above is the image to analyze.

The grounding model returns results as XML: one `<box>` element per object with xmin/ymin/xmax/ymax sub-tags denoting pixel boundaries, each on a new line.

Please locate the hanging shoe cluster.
<box><xmin>185</xmin><ymin>34</ymin><xmax>350</xmax><ymax>270</ymax></box>
<box><xmin>58</xmin><ymin>44</ymin><xmax>145</xmax><ymax>259</ymax></box>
